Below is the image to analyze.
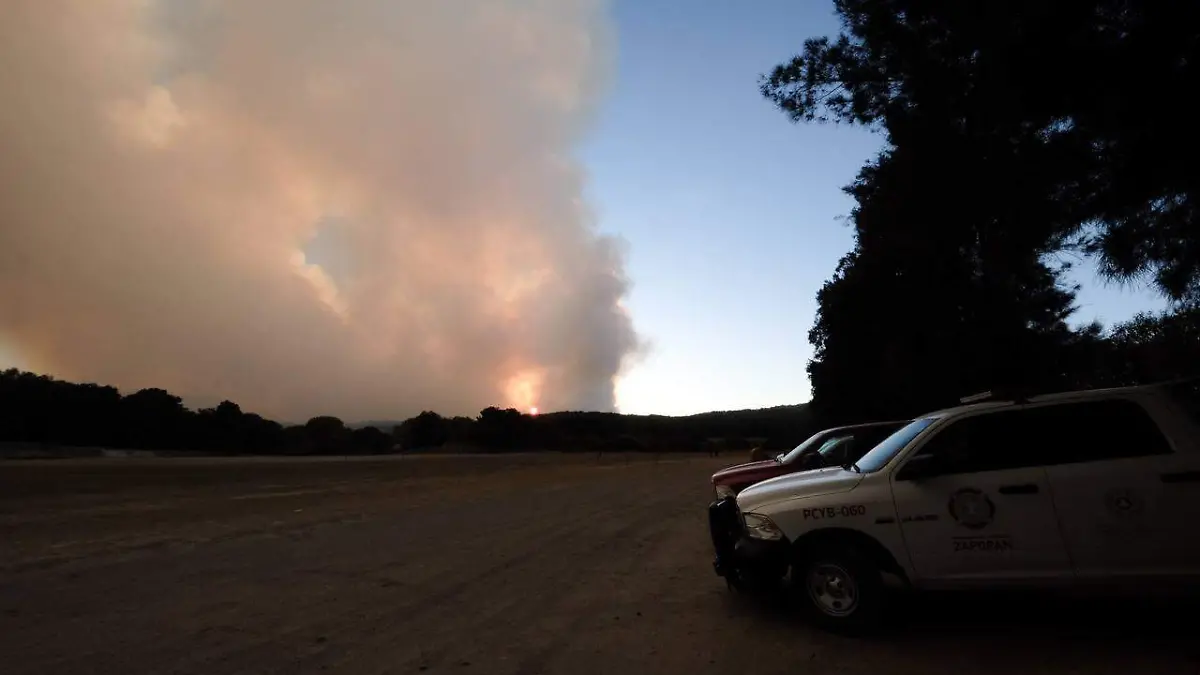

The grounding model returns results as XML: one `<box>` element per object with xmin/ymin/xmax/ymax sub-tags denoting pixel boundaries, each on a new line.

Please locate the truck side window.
<box><xmin>1166</xmin><ymin>380</ymin><xmax>1199</xmax><ymax>427</ymax></box>
<box><xmin>908</xmin><ymin>413</ymin><xmax>1036</xmax><ymax>476</ymax></box>
<box><xmin>908</xmin><ymin>399</ymin><xmax>1172</xmax><ymax>478</ymax></box>
<box><xmin>1023</xmin><ymin>399</ymin><xmax>1172</xmax><ymax>464</ymax></box>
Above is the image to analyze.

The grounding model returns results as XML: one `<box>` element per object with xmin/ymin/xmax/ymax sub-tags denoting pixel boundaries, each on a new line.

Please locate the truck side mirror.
<box><xmin>896</xmin><ymin>453</ymin><xmax>942</xmax><ymax>481</ymax></box>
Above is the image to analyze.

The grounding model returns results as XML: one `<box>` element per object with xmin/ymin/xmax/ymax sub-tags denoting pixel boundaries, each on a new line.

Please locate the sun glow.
<box><xmin>529</xmin><ymin>406</ymin><xmax>539</xmax><ymax>416</ymax></box>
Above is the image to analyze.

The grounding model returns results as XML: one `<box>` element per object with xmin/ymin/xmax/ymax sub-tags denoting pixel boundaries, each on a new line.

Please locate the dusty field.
<box><xmin>1</xmin><ymin>454</ymin><xmax>1196</xmax><ymax>675</ymax></box>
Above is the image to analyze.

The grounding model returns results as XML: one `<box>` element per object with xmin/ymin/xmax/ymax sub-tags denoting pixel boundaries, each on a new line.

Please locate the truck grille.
<box><xmin>708</xmin><ymin>496</ymin><xmax>742</xmax><ymax>555</ymax></box>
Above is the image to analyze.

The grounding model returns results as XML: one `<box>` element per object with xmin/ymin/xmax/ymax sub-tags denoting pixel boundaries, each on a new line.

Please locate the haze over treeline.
<box><xmin>0</xmin><ymin>0</ymin><xmax>639</xmax><ymax>422</ymax></box>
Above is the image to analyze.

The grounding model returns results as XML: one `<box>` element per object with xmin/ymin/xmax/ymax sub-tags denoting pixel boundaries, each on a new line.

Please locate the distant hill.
<box><xmin>350</xmin><ymin>402</ymin><xmax>808</xmax><ymax>430</ymax></box>
<box><xmin>353</xmin><ymin>402</ymin><xmax>815</xmax><ymax>453</ymax></box>
<box><xmin>349</xmin><ymin>420</ymin><xmax>407</xmax><ymax>431</ymax></box>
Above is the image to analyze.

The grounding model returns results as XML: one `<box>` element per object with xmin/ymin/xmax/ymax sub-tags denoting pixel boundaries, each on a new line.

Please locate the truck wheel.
<box><xmin>794</xmin><ymin>543</ymin><xmax>885</xmax><ymax>634</ymax></box>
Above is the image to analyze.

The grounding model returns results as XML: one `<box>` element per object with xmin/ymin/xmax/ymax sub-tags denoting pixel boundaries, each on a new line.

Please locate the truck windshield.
<box><xmin>777</xmin><ymin>431</ymin><xmax>829</xmax><ymax>464</ymax></box>
<box><xmin>852</xmin><ymin>417</ymin><xmax>939</xmax><ymax>473</ymax></box>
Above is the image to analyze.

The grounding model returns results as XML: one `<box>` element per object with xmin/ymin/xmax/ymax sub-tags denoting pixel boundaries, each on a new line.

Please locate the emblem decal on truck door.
<box><xmin>1103</xmin><ymin>488</ymin><xmax>1144</xmax><ymax>518</ymax></box>
<box><xmin>948</xmin><ymin>488</ymin><xmax>994</xmax><ymax>529</ymax></box>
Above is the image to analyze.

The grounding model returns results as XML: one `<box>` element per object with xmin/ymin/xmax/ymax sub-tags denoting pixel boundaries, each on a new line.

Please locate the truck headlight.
<box><xmin>714</xmin><ymin>484</ymin><xmax>736</xmax><ymax>500</ymax></box>
<box><xmin>742</xmin><ymin>512</ymin><xmax>784</xmax><ymax>541</ymax></box>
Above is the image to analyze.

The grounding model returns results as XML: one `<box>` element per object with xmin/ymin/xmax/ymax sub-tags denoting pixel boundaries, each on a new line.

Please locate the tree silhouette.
<box><xmin>475</xmin><ymin>407</ymin><xmax>528</xmax><ymax>450</ymax></box>
<box><xmin>762</xmin><ymin>0</ymin><xmax>1200</xmax><ymax>305</ymax></box>
<box><xmin>304</xmin><ymin>416</ymin><xmax>349</xmax><ymax>454</ymax></box>
<box><xmin>394</xmin><ymin>411</ymin><xmax>448</xmax><ymax>450</ymax></box>
<box><xmin>351</xmin><ymin>425</ymin><xmax>393</xmax><ymax>454</ymax></box>
<box><xmin>762</xmin><ymin>0</ymin><xmax>1200</xmax><ymax>421</ymax></box>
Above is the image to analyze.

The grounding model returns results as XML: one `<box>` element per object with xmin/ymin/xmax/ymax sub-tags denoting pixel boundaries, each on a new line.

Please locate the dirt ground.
<box><xmin>2</xmin><ymin>453</ymin><xmax>1197</xmax><ymax>675</ymax></box>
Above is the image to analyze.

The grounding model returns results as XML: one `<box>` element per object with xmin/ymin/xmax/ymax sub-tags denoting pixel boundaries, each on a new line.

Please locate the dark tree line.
<box><xmin>761</xmin><ymin>0</ymin><xmax>1200</xmax><ymax>424</ymax></box>
<box><xmin>391</xmin><ymin>404</ymin><xmax>816</xmax><ymax>454</ymax></box>
<box><xmin>0</xmin><ymin>368</ymin><xmax>818</xmax><ymax>456</ymax></box>
<box><xmin>0</xmin><ymin>369</ymin><xmax>392</xmax><ymax>456</ymax></box>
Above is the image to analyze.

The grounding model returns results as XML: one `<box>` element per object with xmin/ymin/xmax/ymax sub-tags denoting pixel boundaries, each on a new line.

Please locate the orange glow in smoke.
<box><xmin>504</xmin><ymin>367</ymin><xmax>544</xmax><ymax>414</ymax></box>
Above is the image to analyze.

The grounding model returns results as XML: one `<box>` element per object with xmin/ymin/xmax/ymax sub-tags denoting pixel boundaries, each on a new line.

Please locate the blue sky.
<box><xmin>593</xmin><ymin>0</ymin><xmax>1167</xmax><ymax>416</ymax></box>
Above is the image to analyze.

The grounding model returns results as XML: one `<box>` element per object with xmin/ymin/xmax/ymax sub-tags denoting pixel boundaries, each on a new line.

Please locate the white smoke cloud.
<box><xmin>0</xmin><ymin>0</ymin><xmax>640</xmax><ymax>421</ymax></box>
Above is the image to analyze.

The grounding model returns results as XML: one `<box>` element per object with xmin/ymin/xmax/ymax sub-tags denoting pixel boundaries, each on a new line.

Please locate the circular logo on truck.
<box><xmin>948</xmin><ymin>488</ymin><xmax>995</xmax><ymax>529</ymax></box>
<box><xmin>1104</xmin><ymin>488</ymin><xmax>1144</xmax><ymax>518</ymax></box>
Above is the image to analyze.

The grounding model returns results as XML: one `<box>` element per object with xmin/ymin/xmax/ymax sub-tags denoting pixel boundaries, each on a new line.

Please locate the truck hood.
<box><xmin>735</xmin><ymin>466</ymin><xmax>863</xmax><ymax>513</ymax></box>
<box><xmin>711</xmin><ymin>459</ymin><xmax>781</xmax><ymax>485</ymax></box>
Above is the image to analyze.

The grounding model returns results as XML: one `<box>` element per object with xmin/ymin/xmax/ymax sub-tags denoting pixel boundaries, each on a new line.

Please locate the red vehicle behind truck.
<box><xmin>710</xmin><ymin>420</ymin><xmax>909</xmax><ymax>499</ymax></box>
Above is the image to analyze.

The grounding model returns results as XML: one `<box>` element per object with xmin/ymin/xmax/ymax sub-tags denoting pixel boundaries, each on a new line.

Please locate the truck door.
<box><xmin>1157</xmin><ymin>381</ymin><xmax>1200</xmax><ymax>573</ymax></box>
<box><xmin>891</xmin><ymin>409</ymin><xmax>1073</xmax><ymax>584</ymax></box>
<box><xmin>1040</xmin><ymin>395</ymin><xmax>1198</xmax><ymax>578</ymax></box>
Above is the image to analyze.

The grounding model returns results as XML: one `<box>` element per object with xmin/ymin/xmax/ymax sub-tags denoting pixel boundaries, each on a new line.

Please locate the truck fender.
<box><xmin>790</xmin><ymin>527</ymin><xmax>910</xmax><ymax>585</ymax></box>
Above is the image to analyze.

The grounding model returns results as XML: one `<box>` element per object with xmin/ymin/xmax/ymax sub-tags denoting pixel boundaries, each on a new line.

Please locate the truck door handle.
<box><xmin>998</xmin><ymin>483</ymin><xmax>1039</xmax><ymax>495</ymax></box>
<box><xmin>1161</xmin><ymin>471</ymin><xmax>1200</xmax><ymax>484</ymax></box>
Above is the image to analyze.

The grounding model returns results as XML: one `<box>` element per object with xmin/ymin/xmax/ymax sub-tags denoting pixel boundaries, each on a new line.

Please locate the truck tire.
<box><xmin>793</xmin><ymin>542</ymin><xmax>885</xmax><ymax>634</ymax></box>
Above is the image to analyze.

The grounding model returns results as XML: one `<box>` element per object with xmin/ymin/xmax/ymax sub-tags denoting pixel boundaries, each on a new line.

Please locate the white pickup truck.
<box><xmin>718</xmin><ymin>380</ymin><xmax>1200</xmax><ymax>632</ymax></box>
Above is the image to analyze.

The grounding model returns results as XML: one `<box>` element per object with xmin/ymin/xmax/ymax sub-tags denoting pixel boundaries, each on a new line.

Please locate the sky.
<box><xmin>0</xmin><ymin>0</ymin><xmax>1170</xmax><ymax>421</ymax></box>
<box><xmin>595</xmin><ymin>0</ymin><xmax>1168</xmax><ymax>415</ymax></box>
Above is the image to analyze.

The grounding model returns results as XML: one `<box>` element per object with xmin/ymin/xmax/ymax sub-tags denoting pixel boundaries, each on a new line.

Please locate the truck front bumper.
<box><xmin>708</xmin><ymin>498</ymin><xmax>789</xmax><ymax>587</ymax></box>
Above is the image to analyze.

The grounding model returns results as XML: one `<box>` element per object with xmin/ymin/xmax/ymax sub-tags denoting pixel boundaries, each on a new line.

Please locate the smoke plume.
<box><xmin>0</xmin><ymin>0</ymin><xmax>639</xmax><ymax>421</ymax></box>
